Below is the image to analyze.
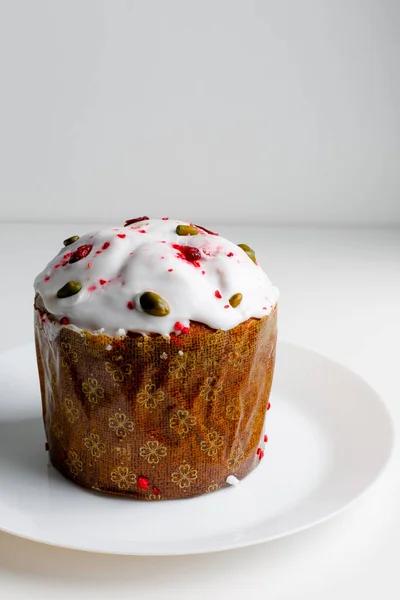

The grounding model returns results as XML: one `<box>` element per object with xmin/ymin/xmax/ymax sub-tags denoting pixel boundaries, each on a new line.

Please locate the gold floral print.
<box><xmin>169</xmin><ymin>409</ymin><xmax>196</xmax><ymax>437</ymax></box>
<box><xmin>60</xmin><ymin>342</ymin><xmax>78</xmax><ymax>369</ymax></box>
<box><xmin>199</xmin><ymin>376</ymin><xmax>223</xmax><ymax>403</ymax></box>
<box><xmin>171</xmin><ymin>463</ymin><xmax>198</xmax><ymax>489</ymax></box>
<box><xmin>81</xmin><ymin>378</ymin><xmax>104</xmax><ymax>404</ymax></box>
<box><xmin>200</xmin><ymin>430</ymin><xmax>224</xmax><ymax>457</ymax></box>
<box><xmin>206</xmin><ymin>482</ymin><xmax>221</xmax><ymax>493</ymax></box>
<box><xmin>51</xmin><ymin>420</ymin><xmax>63</xmax><ymax>440</ymax></box>
<box><xmin>136</xmin><ymin>383</ymin><xmax>165</xmax><ymax>409</ymax></box>
<box><xmin>84</xmin><ymin>432</ymin><xmax>106</xmax><ymax>458</ymax></box>
<box><xmin>227</xmin><ymin>350</ymin><xmax>247</xmax><ymax>369</ymax></box>
<box><xmin>227</xmin><ymin>447</ymin><xmax>245</xmax><ymax>471</ymax></box>
<box><xmin>226</xmin><ymin>397</ymin><xmax>241</xmax><ymax>421</ymax></box>
<box><xmin>105</xmin><ymin>355</ymin><xmax>132</xmax><ymax>382</ymax></box>
<box><xmin>65</xmin><ymin>450</ymin><xmax>83</xmax><ymax>477</ymax></box>
<box><xmin>109</xmin><ymin>411</ymin><xmax>134</xmax><ymax>438</ymax></box>
<box><xmin>63</xmin><ymin>395</ymin><xmax>79</xmax><ymax>423</ymax></box>
<box><xmin>139</xmin><ymin>440</ymin><xmax>167</xmax><ymax>464</ymax></box>
<box><xmin>110</xmin><ymin>466</ymin><xmax>137</xmax><ymax>490</ymax></box>
<box><xmin>148</xmin><ymin>493</ymin><xmax>164</xmax><ymax>501</ymax></box>
<box><xmin>168</xmin><ymin>352</ymin><xmax>197</xmax><ymax>379</ymax></box>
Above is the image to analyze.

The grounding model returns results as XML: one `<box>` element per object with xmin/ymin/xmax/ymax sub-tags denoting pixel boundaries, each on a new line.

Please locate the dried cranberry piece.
<box><xmin>193</xmin><ymin>223</ymin><xmax>219</xmax><ymax>236</ymax></box>
<box><xmin>183</xmin><ymin>246</ymin><xmax>201</xmax><ymax>261</ymax></box>
<box><xmin>124</xmin><ymin>216</ymin><xmax>149</xmax><ymax>227</ymax></box>
<box><xmin>69</xmin><ymin>244</ymin><xmax>93</xmax><ymax>263</ymax></box>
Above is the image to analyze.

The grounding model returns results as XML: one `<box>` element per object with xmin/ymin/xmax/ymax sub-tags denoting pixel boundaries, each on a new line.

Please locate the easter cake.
<box><xmin>34</xmin><ymin>217</ymin><xmax>278</xmax><ymax>500</ymax></box>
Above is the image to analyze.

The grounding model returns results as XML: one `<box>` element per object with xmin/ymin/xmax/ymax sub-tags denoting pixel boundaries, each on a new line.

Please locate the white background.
<box><xmin>0</xmin><ymin>0</ymin><xmax>399</xmax><ymax>225</ymax></box>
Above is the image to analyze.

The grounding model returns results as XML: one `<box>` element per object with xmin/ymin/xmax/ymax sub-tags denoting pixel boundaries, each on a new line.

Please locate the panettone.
<box><xmin>34</xmin><ymin>218</ymin><xmax>279</xmax><ymax>500</ymax></box>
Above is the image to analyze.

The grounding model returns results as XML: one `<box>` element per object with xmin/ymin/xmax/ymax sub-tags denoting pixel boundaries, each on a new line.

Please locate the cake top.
<box><xmin>34</xmin><ymin>217</ymin><xmax>279</xmax><ymax>337</ymax></box>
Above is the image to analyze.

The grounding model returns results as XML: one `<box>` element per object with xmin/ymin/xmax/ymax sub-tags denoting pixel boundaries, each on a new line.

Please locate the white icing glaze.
<box><xmin>34</xmin><ymin>218</ymin><xmax>279</xmax><ymax>336</ymax></box>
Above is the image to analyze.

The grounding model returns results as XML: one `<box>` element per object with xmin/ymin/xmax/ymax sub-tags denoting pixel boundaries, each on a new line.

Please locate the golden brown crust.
<box><xmin>34</xmin><ymin>302</ymin><xmax>277</xmax><ymax>500</ymax></box>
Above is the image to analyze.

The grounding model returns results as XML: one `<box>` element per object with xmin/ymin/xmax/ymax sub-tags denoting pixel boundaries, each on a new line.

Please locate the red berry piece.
<box><xmin>174</xmin><ymin>321</ymin><xmax>184</xmax><ymax>331</ymax></box>
<box><xmin>138</xmin><ymin>476</ymin><xmax>149</xmax><ymax>490</ymax></box>
<box><xmin>102</xmin><ymin>241</ymin><xmax>110</xmax><ymax>250</ymax></box>
<box><xmin>214</xmin><ymin>290</ymin><xmax>222</xmax><ymax>299</ymax></box>
<box><xmin>117</xmin><ymin>233</ymin><xmax>126</xmax><ymax>239</ymax></box>
<box><xmin>259</xmin><ymin>451</ymin><xmax>264</xmax><ymax>460</ymax></box>
<box><xmin>162</xmin><ymin>217</ymin><xmax>169</xmax><ymax>220</ymax></box>
<box><xmin>153</xmin><ymin>486</ymin><xmax>161</xmax><ymax>495</ymax></box>
<box><xmin>44</xmin><ymin>276</ymin><xmax>50</xmax><ymax>282</ymax></box>
<box><xmin>138</xmin><ymin>229</ymin><xmax>147</xmax><ymax>233</ymax></box>
<box><xmin>182</xmin><ymin>327</ymin><xmax>190</xmax><ymax>335</ymax></box>
<box><xmin>168</xmin><ymin>268</ymin><xmax>173</xmax><ymax>272</ymax></box>
<box><xmin>227</xmin><ymin>252</ymin><xmax>234</xmax><ymax>257</ymax></box>
<box><xmin>127</xmin><ymin>301</ymin><xmax>135</xmax><ymax>310</ymax></box>
<box><xmin>60</xmin><ymin>316</ymin><xmax>69</xmax><ymax>325</ymax></box>
<box><xmin>193</xmin><ymin>223</ymin><xmax>219</xmax><ymax>236</ymax></box>
<box><xmin>256</xmin><ymin>447</ymin><xmax>261</xmax><ymax>455</ymax></box>
<box><xmin>224</xmin><ymin>305</ymin><xmax>229</xmax><ymax>309</ymax></box>
<box><xmin>69</xmin><ymin>244</ymin><xmax>93</xmax><ymax>263</ymax></box>
<box><xmin>264</xmin><ymin>434</ymin><xmax>268</xmax><ymax>443</ymax></box>
<box><xmin>99</xmin><ymin>279</ymin><xmax>107</xmax><ymax>285</ymax></box>
<box><xmin>183</xmin><ymin>246</ymin><xmax>201</xmax><ymax>261</ymax></box>
<box><xmin>124</xmin><ymin>216</ymin><xmax>149</xmax><ymax>227</ymax></box>
<box><xmin>267</xmin><ymin>402</ymin><xmax>271</xmax><ymax>411</ymax></box>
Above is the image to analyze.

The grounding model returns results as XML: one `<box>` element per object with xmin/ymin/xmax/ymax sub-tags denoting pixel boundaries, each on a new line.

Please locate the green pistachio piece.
<box><xmin>140</xmin><ymin>291</ymin><xmax>170</xmax><ymax>317</ymax></box>
<box><xmin>229</xmin><ymin>293</ymin><xmax>243</xmax><ymax>308</ymax></box>
<box><xmin>63</xmin><ymin>235</ymin><xmax>80</xmax><ymax>246</ymax></box>
<box><xmin>57</xmin><ymin>281</ymin><xmax>82</xmax><ymax>298</ymax></box>
<box><xmin>176</xmin><ymin>224</ymin><xmax>199</xmax><ymax>236</ymax></box>
<box><xmin>238</xmin><ymin>243</ymin><xmax>256</xmax><ymax>263</ymax></box>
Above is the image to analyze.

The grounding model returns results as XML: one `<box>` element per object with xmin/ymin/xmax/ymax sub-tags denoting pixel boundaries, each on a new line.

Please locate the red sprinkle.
<box><xmin>267</xmin><ymin>402</ymin><xmax>271</xmax><ymax>411</ymax></box>
<box><xmin>117</xmin><ymin>233</ymin><xmax>126</xmax><ymax>239</ymax></box>
<box><xmin>259</xmin><ymin>451</ymin><xmax>264</xmax><ymax>460</ymax></box>
<box><xmin>45</xmin><ymin>442</ymin><xmax>49</xmax><ymax>451</ymax></box>
<box><xmin>224</xmin><ymin>304</ymin><xmax>229</xmax><ymax>309</ymax></box>
<box><xmin>124</xmin><ymin>216</ymin><xmax>149</xmax><ymax>227</ymax></box>
<box><xmin>168</xmin><ymin>269</ymin><xmax>173</xmax><ymax>272</ymax></box>
<box><xmin>214</xmin><ymin>290</ymin><xmax>222</xmax><ymax>299</ymax></box>
<box><xmin>153</xmin><ymin>486</ymin><xmax>161</xmax><ymax>495</ymax></box>
<box><xmin>127</xmin><ymin>301</ymin><xmax>135</xmax><ymax>310</ymax></box>
<box><xmin>138</xmin><ymin>476</ymin><xmax>150</xmax><ymax>490</ymax></box>
<box><xmin>44</xmin><ymin>276</ymin><xmax>50</xmax><ymax>282</ymax></box>
<box><xmin>63</xmin><ymin>252</ymin><xmax>74</xmax><ymax>260</ymax></box>
<box><xmin>227</xmin><ymin>252</ymin><xmax>234</xmax><ymax>257</ymax></box>
<box><xmin>256</xmin><ymin>447</ymin><xmax>261</xmax><ymax>455</ymax></box>
<box><xmin>138</xmin><ymin>229</ymin><xmax>147</xmax><ymax>233</ymax></box>
<box><xmin>182</xmin><ymin>327</ymin><xmax>190</xmax><ymax>335</ymax></box>
<box><xmin>264</xmin><ymin>434</ymin><xmax>268</xmax><ymax>443</ymax></box>
<box><xmin>162</xmin><ymin>217</ymin><xmax>169</xmax><ymax>221</ymax></box>
<box><xmin>174</xmin><ymin>322</ymin><xmax>184</xmax><ymax>331</ymax></box>
<box><xmin>60</xmin><ymin>317</ymin><xmax>69</xmax><ymax>325</ymax></box>
<box><xmin>102</xmin><ymin>242</ymin><xmax>110</xmax><ymax>250</ymax></box>
<box><xmin>87</xmin><ymin>263</ymin><xmax>92</xmax><ymax>268</ymax></box>
<box><xmin>99</xmin><ymin>279</ymin><xmax>107</xmax><ymax>285</ymax></box>
<box><xmin>88</xmin><ymin>285</ymin><xmax>97</xmax><ymax>292</ymax></box>
<box><xmin>69</xmin><ymin>244</ymin><xmax>93</xmax><ymax>263</ymax></box>
<box><xmin>201</xmin><ymin>270</ymin><xmax>206</xmax><ymax>275</ymax></box>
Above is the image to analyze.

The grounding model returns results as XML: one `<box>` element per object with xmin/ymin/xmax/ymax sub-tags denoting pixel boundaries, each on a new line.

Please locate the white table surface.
<box><xmin>0</xmin><ymin>223</ymin><xmax>399</xmax><ymax>600</ymax></box>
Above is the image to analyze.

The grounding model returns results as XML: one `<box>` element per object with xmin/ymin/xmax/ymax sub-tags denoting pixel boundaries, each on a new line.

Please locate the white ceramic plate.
<box><xmin>0</xmin><ymin>341</ymin><xmax>393</xmax><ymax>555</ymax></box>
